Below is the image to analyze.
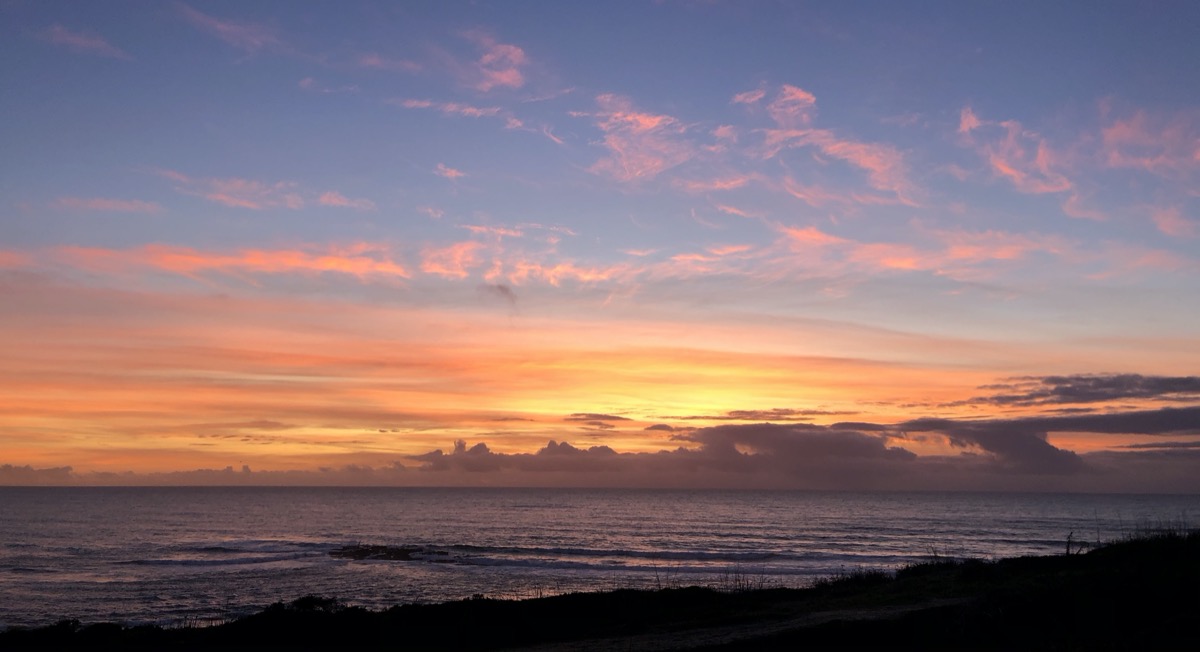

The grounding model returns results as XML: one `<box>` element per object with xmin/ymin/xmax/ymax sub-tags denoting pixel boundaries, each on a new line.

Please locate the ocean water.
<box><xmin>0</xmin><ymin>487</ymin><xmax>1194</xmax><ymax>629</ymax></box>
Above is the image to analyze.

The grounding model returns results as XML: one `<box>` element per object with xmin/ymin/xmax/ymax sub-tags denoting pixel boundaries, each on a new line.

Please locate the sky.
<box><xmin>2</xmin><ymin>1</ymin><xmax>1199</xmax><ymax>491</ymax></box>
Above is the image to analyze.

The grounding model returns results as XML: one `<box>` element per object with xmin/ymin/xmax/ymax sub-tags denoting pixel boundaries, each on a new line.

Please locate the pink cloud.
<box><xmin>751</xmin><ymin>86</ymin><xmax>916</xmax><ymax>203</ymax></box>
<box><xmin>435</xmin><ymin>163</ymin><xmax>466</xmax><ymax>179</ymax></box>
<box><xmin>0</xmin><ymin>251</ymin><xmax>32</xmax><ymax>268</ymax></box>
<box><xmin>1061</xmin><ymin>193</ymin><xmax>1106</xmax><ymax>221</ymax></box>
<box><xmin>51</xmin><ymin>197</ymin><xmax>162</xmax><ymax>213</ymax></box>
<box><xmin>1152</xmin><ymin>207</ymin><xmax>1196</xmax><ymax>238</ymax></box>
<box><xmin>463</xmin><ymin>31</ymin><xmax>527</xmax><ymax>91</ymax></box>
<box><xmin>958</xmin><ymin>107</ymin><xmax>982</xmax><ymax>134</ymax></box>
<box><xmin>462</xmin><ymin>225</ymin><xmax>524</xmax><ymax>238</ymax></box>
<box><xmin>935</xmin><ymin>228</ymin><xmax>1065</xmax><ymax>264</ymax></box>
<box><xmin>770</xmin><ymin>223</ymin><xmax>1071</xmax><ymax>281</ymax></box>
<box><xmin>674</xmin><ymin>174</ymin><xmax>755</xmax><ymax>193</ymax></box>
<box><xmin>731</xmin><ymin>88</ymin><xmax>766</xmax><ymax>105</ymax></box>
<box><xmin>766</xmin><ymin>84</ymin><xmax>817</xmax><ymax>127</ymax></box>
<box><xmin>421</xmin><ymin>241</ymin><xmax>485</xmax><ymax>278</ymax></box>
<box><xmin>158</xmin><ymin>170</ymin><xmax>303</xmax><ymax>209</ymax></box>
<box><xmin>318</xmin><ymin>192</ymin><xmax>375</xmax><ymax>211</ymax></box>
<box><xmin>708</xmin><ymin>244</ymin><xmax>753</xmax><ymax>256</ymax></box>
<box><xmin>804</xmin><ymin>131</ymin><xmax>914</xmax><ymax>200</ymax></box>
<box><xmin>542</xmin><ymin>126</ymin><xmax>565</xmax><ymax>145</ymax></box>
<box><xmin>178</xmin><ymin>4</ymin><xmax>281</xmax><ymax>53</ymax></box>
<box><xmin>582</xmin><ymin>94</ymin><xmax>694</xmax><ymax>182</ymax></box>
<box><xmin>981</xmin><ymin>120</ymin><xmax>1072</xmax><ymax>194</ymax></box>
<box><xmin>781</xmin><ymin>180</ymin><xmax>855</xmax><ymax>208</ymax></box>
<box><xmin>1097</xmin><ymin>243</ymin><xmax>1196</xmax><ymax>275</ymax></box>
<box><xmin>779</xmin><ymin>225</ymin><xmax>847</xmax><ymax>248</ymax></box>
<box><xmin>713</xmin><ymin>204</ymin><xmax>759</xmax><ymax>218</ymax></box>
<box><xmin>847</xmin><ymin>242</ymin><xmax>924</xmax><ymax>271</ymax></box>
<box><xmin>359</xmin><ymin>53</ymin><xmax>421</xmax><ymax>72</ymax></box>
<box><xmin>1102</xmin><ymin>109</ymin><xmax>1200</xmax><ymax>176</ymax></box>
<box><xmin>42</xmin><ymin>24</ymin><xmax>131</xmax><ymax>60</ymax></box>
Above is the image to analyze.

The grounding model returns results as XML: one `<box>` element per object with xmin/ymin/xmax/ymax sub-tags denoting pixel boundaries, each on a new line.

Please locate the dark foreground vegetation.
<box><xmin>4</xmin><ymin>531</ymin><xmax>1198</xmax><ymax>651</ymax></box>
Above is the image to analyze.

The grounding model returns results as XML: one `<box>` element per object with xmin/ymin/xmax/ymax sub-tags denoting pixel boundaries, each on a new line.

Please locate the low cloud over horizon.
<box><xmin>6</xmin><ymin>399</ymin><xmax>1198</xmax><ymax>493</ymax></box>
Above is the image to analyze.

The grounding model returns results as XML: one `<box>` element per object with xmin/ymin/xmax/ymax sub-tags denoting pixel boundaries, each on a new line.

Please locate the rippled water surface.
<box><xmin>1</xmin><ymin>487</ymin><xmax>1195</xmax><ymax>628</ymax></box>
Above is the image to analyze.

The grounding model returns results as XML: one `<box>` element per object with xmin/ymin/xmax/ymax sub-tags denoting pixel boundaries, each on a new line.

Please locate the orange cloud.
<box><xmin>421</xmin><ymin>241</ymin><xmax>485</xmax><ymax>278</ymax></box>
<box><xmin>58</xmin><ymin>243</ymin><xmax>409</xmax><ymax>280</ymax></box>
<box><xmin>42</xmin><ymin>24</ymin><xmax>131</xmax><ymax>60</ymax></box>
<box><xmin>51</xmin><ymin>197</ymin><xmax>162</xmax><ymax>213</ymax></box>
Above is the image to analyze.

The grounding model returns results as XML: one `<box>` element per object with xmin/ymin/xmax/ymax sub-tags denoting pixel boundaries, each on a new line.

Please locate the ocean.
<box><xmin>0</xmin><ymin>487</ymin><xmax>1194</xmax><ymax>630</ymax></box>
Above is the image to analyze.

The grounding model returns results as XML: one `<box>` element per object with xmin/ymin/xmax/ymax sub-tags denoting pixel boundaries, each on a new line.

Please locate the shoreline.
<box><xmin>2</xmin><ymin>530</ymin><xmax>1196</xmax><ymax>650</ymax></box>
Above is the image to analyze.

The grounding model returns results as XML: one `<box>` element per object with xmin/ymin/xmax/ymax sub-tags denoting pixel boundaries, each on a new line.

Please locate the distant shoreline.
<box><xmin>3</xmin><ymin>530</ymin><xmax>1196</xmax><ymax>650</ymax></box>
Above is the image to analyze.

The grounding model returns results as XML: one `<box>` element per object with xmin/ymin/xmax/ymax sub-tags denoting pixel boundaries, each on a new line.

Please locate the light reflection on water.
<box><xmin>0</xmin><ymin>487</ymin><xmax>1194</xmax><ymax>628</ymax></box>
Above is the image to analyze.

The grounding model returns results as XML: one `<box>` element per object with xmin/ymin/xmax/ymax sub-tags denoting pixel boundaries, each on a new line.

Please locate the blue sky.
<box><xmin>2</xmin><ymin>1</ymin><xmax>1199</xmax><ymax>490</ymax></box>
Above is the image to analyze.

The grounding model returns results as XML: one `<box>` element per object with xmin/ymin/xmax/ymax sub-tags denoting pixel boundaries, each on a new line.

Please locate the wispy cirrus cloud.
<box><xmin>750</xmin><ymin>85</ymin><xmax>916</xmax><ymax>204</ymax></box>
<box><xmin>673</xmin><ymin>174</ymin><xmax>758</xmax><ymax>193</ymax></box>
<box><xmin>774</xmin><ymin>223</ymin><xmax>1070</xmax><ymax>280</ymax></box>
<box><xmin>297</xmin><ymin>77</ymin><xmax>358</xmax><ymax>94</ymax></box>
<box><xmin>765</xmin><ymin>84</ymin><xmax>817</xmax><ymax>127</ymax></box>
<box><xmin>157</xmin><ymin>169</ymin><xmax>304</xmax><ymax>209</ymax></box>
<box><xmin>730</xmin><ymin>88</ymin><xmax>766</xmax><ymax>105</ymax></box>
<box><xmin>358</xmin><ymin>53</ymin><xmax>421</xmax><ymax>72</ymax></box>
<box><xmin>51</xmin><ymin>197</ymin><xmax>162</xmax><ymax>213</ymax></box>
<box><xmin>177</xmin><ymin>3</ymin><xmax>281</xmax><ymax>53</ymax></box>
<box><xmin>317</xmin><ymin>191</ymin><xmax>375</xmax><ymax>211</ymax></box>
<box><xmin>41</xmin><ymin>24</ymin><xmax>132</xmax><ymax>60</ymax></box>
<box><xmin>396</xmin><ymin>99</ymin><xmax>501</xmax><ymax>118</ymax></box>
<box><xmin>577</xmin><ymin>94</ymin><xmax>695</xmax><ymax>182</ymax></box>
<box><xmin>957</xmin><ymin>109</ymin><xmax>1072</xmax><ymax>195</ymax></box>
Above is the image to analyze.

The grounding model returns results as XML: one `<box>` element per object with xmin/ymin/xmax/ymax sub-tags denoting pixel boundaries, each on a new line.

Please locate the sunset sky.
<box><xmin>2</xmin><ymin>1</ymin><xmax>1199</xmax><ymax>491</ymax></box>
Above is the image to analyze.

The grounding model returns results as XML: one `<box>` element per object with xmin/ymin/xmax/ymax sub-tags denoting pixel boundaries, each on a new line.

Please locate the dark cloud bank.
<box><xmin>5</xmin><ymin>404</ymin><xmax>1199</xmax><ymax>492</ymax></box>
